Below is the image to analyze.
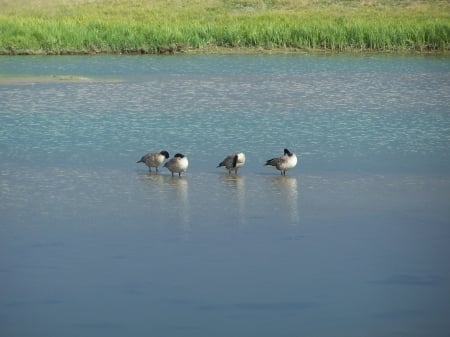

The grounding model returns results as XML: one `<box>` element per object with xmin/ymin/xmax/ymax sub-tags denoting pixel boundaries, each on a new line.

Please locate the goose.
<box><xmin>217</xmin><ymin>152</ymin><xmax>246</xmax><ymax>174</ymax></box>
<box><xmin>265</xmin><ymin>148</ymin><xmax>297</xmax><ymax>176</ymax></box>
<box><xmin>164</xmin><ymin>153</ymin><xmax>189</xmax><ymax>177</ymax></box>
<box><xmin>136</xmin><ymin>150</ymin><xmax>169</xmax><ymax>173</ymax></box>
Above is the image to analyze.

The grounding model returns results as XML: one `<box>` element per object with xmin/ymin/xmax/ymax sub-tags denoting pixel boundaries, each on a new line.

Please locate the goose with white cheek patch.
<box><xmin>265</xmin><ymin>148</ymin><xmax>297</xmax><ymax>176</ymax></box>
<box><xmin>136</xmin><ymin>150</ymin><xmax>169</xmax><ymax>173</ymax></box>
<box><xmin>217</xmin><ymin>152</ymin><xmax>246</xmax><ymax>174</ymax></box>
<box><xmin>164</xmin><ymin>153</ymin><xmax>189</xmax><ymax>177</ymax></box>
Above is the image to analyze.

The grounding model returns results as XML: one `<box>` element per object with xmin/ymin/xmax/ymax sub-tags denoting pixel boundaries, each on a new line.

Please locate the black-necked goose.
<box><xmin>137</xmin><ymin>150</ymin><xmax>169</xmax><ymax>172</ymax></box>
<box><xmin>265</xmin><ymin>148</ymin><xmax>297</xmax><ymax>176</ymax></box>
<box><xmin>217</xmin><ymin>152</ymin><xmax>246</xmax><ymax>174</ymax></box>
<box><xmin>164</xmin><ymin>153</ymin><xmax>189</xmax><ymax>177</ymax></box>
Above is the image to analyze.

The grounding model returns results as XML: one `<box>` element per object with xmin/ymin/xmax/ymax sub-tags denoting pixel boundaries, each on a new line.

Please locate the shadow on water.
<box><xmin>370</xmin><ymin>274</ymin><xmax>446</xmax><ymax>287</ymax></box>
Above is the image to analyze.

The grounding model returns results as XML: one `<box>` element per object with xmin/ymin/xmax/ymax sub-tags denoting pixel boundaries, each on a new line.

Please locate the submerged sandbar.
<box><xmin>0</xmin><ymin>75</ymin><xmax>121</xmax><ymax>85</ymax></box>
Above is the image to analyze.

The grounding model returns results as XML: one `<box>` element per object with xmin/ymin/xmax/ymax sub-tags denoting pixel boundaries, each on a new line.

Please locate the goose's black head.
<box><xmin>174</xmin><ymin>153</ymin><xmax>185</xmax><ymax>158</ymax></box>
<box><xmin>160</xmin><ymin>150</ymin><xmax>170</xmax><ymax>159</ymax></box>
<box><xmin>232</xmin><ymin>154</ymin><xmax>238</xmax><ymax>168</ymax></box>
<box><xmin>284</xmin><ymin>148</ymin><xmax>293</xmax><ymax>156</ymax></box>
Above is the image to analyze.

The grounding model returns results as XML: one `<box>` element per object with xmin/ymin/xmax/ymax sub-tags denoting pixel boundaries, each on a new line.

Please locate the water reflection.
<box><xmin>167</xmin><ymin>176</ymin><xmax>190</xmax><ymax>239</ymax></box>
<box><xmin>140</xmin><ymin>172</ymin><xmax>166</xmax><ymax>185</ymax></box>
<box><xmin>219</xmin><ymin>174</ymin><xmax>246</xmax><ymax>225</ymax></box>
<box><xmin>268</xmin><ymin>176</ymin><xmax>299</xmax><ymax>224</ymax></box>
<box><xmin>138</xmin><ymin>172</ymin><xmax>190</xmax><ymax>239</ymax></box>
<box><xmin>3</xmin><ymin>55</ymin><xmax>450</xmax><ymax>337</ymax></box>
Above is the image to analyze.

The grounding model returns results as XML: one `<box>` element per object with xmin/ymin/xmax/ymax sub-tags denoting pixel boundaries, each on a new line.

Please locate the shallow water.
<box><xmin>1</xmin><ymin>54</ymin><xmax>450</xmax><ymax>337</ymax></box>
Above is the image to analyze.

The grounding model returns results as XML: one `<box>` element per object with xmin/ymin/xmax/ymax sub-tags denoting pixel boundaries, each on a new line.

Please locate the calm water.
<box><xmin>1</xmin><ymin>55</ymin><xmax>450</xmax><ymax>337</ymax></box>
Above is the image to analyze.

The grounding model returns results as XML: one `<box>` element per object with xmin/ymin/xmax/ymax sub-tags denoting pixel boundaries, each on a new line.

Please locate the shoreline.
<box><xmin>1</xmin><ymin>45</ymin><xmax>449</xmax><ymax>56</ymax></box>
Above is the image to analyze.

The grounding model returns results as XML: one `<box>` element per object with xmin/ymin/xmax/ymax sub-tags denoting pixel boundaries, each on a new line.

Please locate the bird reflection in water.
<box><xmin>269</xmin><ymin>176</ymin><xmax>299</xmax><ymax>224</ymax></box>
<box><xmin>221</xmin><ymin>174</ymin><xmax>246</xmax><ymax>225</ymax></box>
<box><xmin>167</xmin><ymin>177</ymin><xmax>190</xmax><ymax>240</ymax></box>
<box><xmin>139</xmin><ymin>172</ymin><xmax>190</xmax><ymax>240</ymax></box>
<box><xmin>141</xmin><ymin>171</ymin><xmax>165</xmax><ymax>183</ymax></box>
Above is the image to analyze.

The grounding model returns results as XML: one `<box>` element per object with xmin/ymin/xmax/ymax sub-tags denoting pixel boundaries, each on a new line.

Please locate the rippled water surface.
<box><xmin>1</xmin><ymin>55</ymin><xmax>450</xmax><ymax>337</ymax></box>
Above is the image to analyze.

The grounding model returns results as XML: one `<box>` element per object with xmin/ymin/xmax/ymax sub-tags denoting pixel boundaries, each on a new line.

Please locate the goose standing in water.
<box><xmin>137</xmin><ymin>150</ymin><xmax>169</xmax><ymax>173</ymax></box>
<box><xmin>164</xmin><ymin>153</ymin><xmax>189</xmax><ymax>177</ymax></box>
<box><xmin>217</xmin><ymin>152</ymin><xmax>246</xmax><ymax>174</ymax></box>
<box><xmin>265</xmin><ymin>148</ymin><xmax>297</xmax><ymax>176</ymax></box>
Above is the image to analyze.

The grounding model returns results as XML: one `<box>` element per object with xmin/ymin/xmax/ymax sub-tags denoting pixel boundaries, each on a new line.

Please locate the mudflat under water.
<box><xmin>1</xmin><ymin>55</ymin><xmax>450</xmax><ymax>337</ymax></box>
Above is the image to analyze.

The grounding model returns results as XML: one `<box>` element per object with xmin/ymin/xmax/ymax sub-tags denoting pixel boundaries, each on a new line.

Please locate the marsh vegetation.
<box><xmin>1</xmin><ymin>0</ymin><xmax>449</xmax><ymax>54</ymax></box>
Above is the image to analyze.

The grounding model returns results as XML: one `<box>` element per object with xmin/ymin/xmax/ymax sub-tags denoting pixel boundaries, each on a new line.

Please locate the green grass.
<box><xmin>0</xmin><ymin>0</ymin><xmax>449</xmax><ymax>54</ymax></box>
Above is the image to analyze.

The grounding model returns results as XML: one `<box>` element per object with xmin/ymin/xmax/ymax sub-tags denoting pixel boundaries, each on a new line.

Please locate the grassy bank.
<box><xmin>0</xmin><ymin>0</ymin><xmax>449</xmax><ymax>55</ymax></box>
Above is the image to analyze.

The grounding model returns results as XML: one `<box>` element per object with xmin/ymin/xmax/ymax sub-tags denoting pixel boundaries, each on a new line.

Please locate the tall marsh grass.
<box><xmin>0</xmin><ymin>0</ymin><xmax>449</xmax><ymax>54</ymax></box>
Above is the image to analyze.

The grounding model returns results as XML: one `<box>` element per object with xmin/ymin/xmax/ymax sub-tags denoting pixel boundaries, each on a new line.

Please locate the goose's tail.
<box><xmin>265</xmin><ymin>158</ymin><xmax>276</xmax><ymax>166</ymax></box>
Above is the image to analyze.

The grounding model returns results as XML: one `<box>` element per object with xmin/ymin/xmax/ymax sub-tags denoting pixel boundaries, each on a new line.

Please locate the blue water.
<box><xmin>1</xmin><ymin>54</ymin><xmax>450</xmax><ymax>337</ymax></box>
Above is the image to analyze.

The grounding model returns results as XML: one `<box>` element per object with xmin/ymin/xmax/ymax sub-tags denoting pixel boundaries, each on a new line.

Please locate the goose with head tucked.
<box><xmin>217</xmin><ymin>152</ymin><xmax>246</xmax><ymax>174</ymax></box>
<box><xmin>265</xmin><ymin>148</ymin><xmax>297</xmax><ymax>176</ymax></box>
<box><xmin>137</xmin><ymin>150</ymin><xmax>169</xmax><ymax>173</ymax></box>
<box><xmin>164</xmin><ymin>153</ymin><xmax>189</xmax><ymax>177</ymax></box>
